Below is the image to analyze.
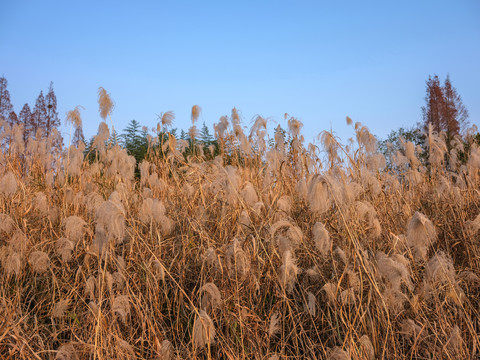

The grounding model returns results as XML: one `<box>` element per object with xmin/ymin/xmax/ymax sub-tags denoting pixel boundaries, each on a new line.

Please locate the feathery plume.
<box><xmin>151</xmin><ymin>259</ymin><xmax>165</xmax><ymax>281</ymax></box>
<box><xmin>9</xmin><ymin>230</ymin><xmax>26</xmax><ymax>254</ymax></box>
<box><xmin>97</xmin><ymin>87</ymin><xmax>114</xmax><ymax>120</ymax></box>
<box><xmin>376</xmin><ymin>252</ymin><xmax>412</xmax><ymax>291</ymax></box>
<box><xmin>306</xmin><ymin>291</ymin><xmax>316</xmax><ymax>316</ymax></box>
<box><xmin>29</xmin><ymin>251</ymin><xmax>49</xmax><ymax>274</ymax></box>
<box><xmin>423</xmin><ymin>253</ymin><xmax>465</xmax><ymax>306</ymax></box>
<box><xmin>241</xmin><ymin>182</ymin><xmax>258</xmax><ymax>206</ymax></box>
<box><xmin>307</xmin><ymin>175</ymin><xmax>331</xmax><ymax>214</ymax></box>
<box><xmin>91</xmin><ymin>227</ymin><xmax>108</xmax><ymax>256</ymax></box>
<box><xmin>0</xmin><ymin>213</ymin><xmax>15</xmax><ymax>234</ymax></box>
<box><xmin>85</xmin><ymin>276</ymin><xmax>96</xmax><ymax>300</ymax></box>
<box><xmin>278</xmin><ymin>250</ymin><xmax>298</xmax><ymax>293</ymax></box>
<box><xmin>117</xmin><ymin>339</ymin><xmax>135</xmax><ymax>358</ymax></box>
<box><xmin>276</xmin><ymin>195</ymin><xmax>292</xmax><ymax>215</ymax></box>
<box><xmin>33</xmin><ymin>192</ymin><xmax>49</xmax><ymax>216</ymax></box>
<box><xmin>86</xmin><ymin>192</ymin><xmax>104</xmax><ymax>216</ymax></box>
<box><xmin>287</xmin><ymin>116</ymin><xmax>303</xmax><ymax>137</ymax></box>
<box><xmin>63</xmin><ymin>216</ymin><xmax>87</xmax><ymax>243</ymax></box>
<box><xmin>191</xmin><ymin>105</ymin><xmax>201</xmax><ymax>124</ymax></box>
<box><xmin>466</xmin><ymin>213</ymin><xmax>480</xmax><ymax>235</ymax></box>
<box><xmin>313</xmin><ymin>222</ymin><xmax>330</xmax><ymax>256</ymax></box>
<box><xmin>333</xmin><ymin>247</ymin><xmax>347</xmax><ymax>265</ymax></box>
<box><xmin>112</xmin><ymin>271</ymin><xmax>125</xmax><ymax>291</ymax></box>
<box><xmin>0</xmin><ymin>248</ymin><xmax>21</xmax><ymax>277</ymax></box>
<box><xmin>112</xmin><ymin>295</ymin><xmax>130</xmax><ymax>323</ymax></box>
<box><xmin>205</xmin><ymin>247</ymin><xmax>222</xmax><ymax>272</ymax></box>
<box><xmin>158</xmin><ymin>340</ymin><xmax>173</xmax><ymax>360</ymax></box>
<box><xmin>200</xmin><ymin>282</ymin><xmax>222</xmax><ymax>311</ymax></box>
<box><xmin>400</xmin><ymin>319</ymin><xmax>424</xmax><ymax>339</ymax></box>
<box><xmin>268</xmin><ymin>312</ymin><xmax>281</xmax><ymax>337</ymax></box>
<box><xmin>56</xmin><ymin>238</ymin><xmax>75</xmax><ymax>262</ymax></box>
<box><xmin>340</xmin><ymin>288</ymin><xmax>355</xmax><ymax>305</ymax></box>
<box><xmin>56</xmin><ymin>344</ymin><xmax>78</xmax><ymax>360</ymax></box>
<box><xmin>159</xmin><ymin>111</ymin><xmax>175</xmax><ymax>128</ymax></box>
<box><xmin>66</xmin><ymin>106</ymin><xmax>83</xmax><ymax>128</ymax></box>
<box><xmin>52</xmin><ymin>299</ymin><xmax>69</xmax><ymax>318</ymax></box>
<box><xmin>358</xmin><ymin>335</ymin><xmax>375</xmax><ymax>360</ymax></box>
<box><xmin>446</xmin><ymin>325</ymin><xmax>463</xmax><ymax>355</ymax></box>
<box><xmin>225</xmin><ymin>238</ymin><xmax>250</xmax><ymax>278</ymax></box>
<box><xmin>188</xmin><ymin>125</ymin><xmax>198</xmax><ymax>140</ymax></box>
<box><xmin>328</xmin><ymin>347</ymin><xmax>351</xmax><ymax>360</ymax></box>
<box><xmin>0</xmin><ymin>171</ymin><xmax>17</xmax><ymax>196</ymax></box>
<box><xmin>192</xmin><ymin>310</ymin><xmax>215</xmax><ymax>349</ymax></box>
<box><xmin>139</xmin><ymin>198</ymin><xmax>173</xmax><ymax>235</ymax></box>
<box><xmin>96</xmin><ymin>200</ymin><xmax>125</xmax><ymax>242</ymax></box>
<box><xmin>406</xmin><ymin>212</ymin><xmax>437</xmax><ymax>261</ymax></box>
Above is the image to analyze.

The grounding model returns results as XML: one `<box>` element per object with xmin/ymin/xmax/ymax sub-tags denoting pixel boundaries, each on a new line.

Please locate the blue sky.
<box><xmin>1</xmin><ymin>0</ymin><xmax>479</xmax><ymax>144</ymax></box>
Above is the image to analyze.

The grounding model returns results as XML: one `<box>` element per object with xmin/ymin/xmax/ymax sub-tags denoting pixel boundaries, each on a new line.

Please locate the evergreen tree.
<box><xmin>199</xmin><ymin>122</ymin><xmax>213</xmax><ymax>144</ymax></box>
<box><xmin>84</xmin><ymin>136</ymin><xmax>97</xmax><ymax>163</ymax></box>
<box><xmin>31</xmin><ymin>91</ymin><xmax>47</xmax><ymax>137</ymax></box>
<box><xmin>121</xmin><ymin>119</ymin><xmax>148</xmax><ymax>163</ymax></box>
<box><xmin>0</xmin><ymin>76</ymin><xmax>13</xmax><ymax>123</ymax></box>
<box><xmin>180</xmin><ymin>129</ymin><xmax>187</xmax><ymax>140</ymax></box>
<box><xmin>109</xmin><ymin>128</ymin><xmax>119</xmax><ymax>146</ymax></box>
<box><xmin>19</xmin><ymin>104</ymin><xmax>32</xmax><ymax>147</ymax></box>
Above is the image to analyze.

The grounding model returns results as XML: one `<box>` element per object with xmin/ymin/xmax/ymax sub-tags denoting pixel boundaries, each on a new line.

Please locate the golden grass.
<box><xmin>0</xmin><ymin>111</ymin><xmax>479</xmax><ymax>360</ymax></box>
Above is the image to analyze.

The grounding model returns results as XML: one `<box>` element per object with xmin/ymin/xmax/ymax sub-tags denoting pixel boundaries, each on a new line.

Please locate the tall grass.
<box><xmin>0</xmin><ymin>107</ymin><xmax>479</xmax><ymax>360</ymax></box>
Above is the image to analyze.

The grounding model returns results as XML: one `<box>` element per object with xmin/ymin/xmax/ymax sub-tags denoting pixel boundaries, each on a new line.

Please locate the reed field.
<box><xmin>1</xmin><ymin>99</ymin><xmax>480</xmax><ymax>359</ymax></box>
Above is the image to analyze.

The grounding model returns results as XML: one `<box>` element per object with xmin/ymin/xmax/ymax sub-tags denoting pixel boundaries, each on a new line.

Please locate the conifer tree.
<box><xmin>72</xmin><ymin>126</ymin><xmax>85</xmax><ymax>147</ymax></box>
<box><xmin>0</xmin><ymin>76</ymin><xmax>13</xmax><ymax>123</ymax></box>
<box><xmin>8</xmin><ymin>111</ymin><xmax>18</xmax><ymax>127</ymax></box>
<box><xmin>180</xmin><ymin>129</ymin><xmax>187</xmax><ymax>140</ymax></box>
<box><xmin>442</xmin><ymin>75</ymin><xmax>469</xmax><ymax>140</ymax></box>
<box><xmin>121</xmin><ymin>119</ymin><xmax>147</xmax><ymax>163</ymax></box>
<box><xmin>19</xmin><ymin>104</ymin><xmax>32</xmax><ymax>147</ymax></box>
<box><xmin>45</xmin><ymin>82</ymin><xmax>61</xmax><ymax>133</ymax></box>
<box><xmin>422</xmin><ymin>74</ymin><xmax>469</xmax><ymax>140</ymax></box>
<box><xmin>199</xmin><ymin>122</ymin><xmax>213</xmax><ymax>144</ymax></box>
<box><xmin>31</xmin><ymin>91</ymin><xmax>47</xmax><ymax>137</ymax></box>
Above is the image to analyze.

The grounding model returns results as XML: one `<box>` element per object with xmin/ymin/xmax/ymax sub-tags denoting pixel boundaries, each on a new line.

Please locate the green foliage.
<box><xmin>378</xmin><ymin>127</ymin><xmax>425</xmax><ymax>169</ymax></box>
<box><xmin>199</xmin><ymin>122</ymin><xmax>213</xmax><ymax>144</ymax></box>
<box><xmin>120</xmin><ymin>120</ymin><xmax>148</xmax><ymax>164</ymax></box>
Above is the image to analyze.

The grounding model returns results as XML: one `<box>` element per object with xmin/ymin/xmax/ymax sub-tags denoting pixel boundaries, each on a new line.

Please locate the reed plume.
<box><xmin>97</xmin><ymin>87</ymin><xmax>114</xmax><ymax>120</ymax></box>
<box><xmin>406</xmin><ymin>211</ymin><xmax>437</xmax><ymax>261</ymax></box>
<box><xmin>192</xmin><ymin>310</ymin><xmax>215</xmax><ymax>350</ymax></box>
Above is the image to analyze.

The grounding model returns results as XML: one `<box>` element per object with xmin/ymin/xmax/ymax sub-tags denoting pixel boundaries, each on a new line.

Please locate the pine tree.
<box><xmin>19</xmin><ymin>104</ymin><xmax>32</xmax><ymax>147</ymax></box>
<box><xmin>121</xmin><ymin>120</ymin><xmax>147</xmax><ymax>163</ymax></box>
<box><xmin>180</xmin><ymin>129</ymin><xmax>187</xmax><ymax>140</ymax></box>
<box><xmin>0</xmin><ymin>76</ymin><xmax>13</xmax><ymax>123</ymax></box>
<box><xmin>31</xmin><ymin>91</ymin><xmax>47</xmax><ymax>137</ymax></box>
<box><xmin>199</xmin><ymin>122</ymin><xmax>213</xmax><ymax>144</ymax></box>
<box><xmin>109</xmin><ymin>128</ymin><xmax>119</xmax><ymax>147</ymax></box>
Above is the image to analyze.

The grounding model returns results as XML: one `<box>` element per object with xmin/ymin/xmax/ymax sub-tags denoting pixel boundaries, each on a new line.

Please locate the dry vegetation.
<box><xmin>1</xmin><ymin>101</ymin><xmax>480</xmax><ymax>359</ymax></box>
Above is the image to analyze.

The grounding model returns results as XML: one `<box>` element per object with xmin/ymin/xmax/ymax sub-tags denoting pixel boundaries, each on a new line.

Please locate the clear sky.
<box><xmin>1</xmin><ymin>0</ymin><xmax>479</xmax><ymax>144</ymax></box>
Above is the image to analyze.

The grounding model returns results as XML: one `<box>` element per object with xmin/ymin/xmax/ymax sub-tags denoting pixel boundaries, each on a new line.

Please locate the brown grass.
<box><xmin>0</xmin><ymin>108</ymin><xmax>479</xmax><ymax>359</ymax></box>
